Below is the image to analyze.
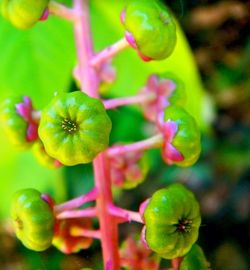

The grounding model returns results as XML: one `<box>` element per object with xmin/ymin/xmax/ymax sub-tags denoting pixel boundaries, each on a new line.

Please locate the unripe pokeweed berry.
<box><xmin>0</xmin><ymin>96</ymin><xmax>38</xmax><ymax>149</ymax></box>
<box><xmin>180</xmin><ymin>244</ymin><xmax>211</xmax><ymax>270</ymax></box>
<box><xmin>143</xmin><ymin>183</ymin><xmax>201</xmax><ymax>259</ymax></box>
<box><xmin>161</xmin><ymin>105</ymin><xmax>201</xmax><ymax>167</ymax></box>
<box><xmin>141</xmin><ymin>73</ymin><xmax>186</xmax><ymax>122</ymax></box>
<box><xmin>1</xmin><ymin>0</ymin><xmax>49</xmax><ymax>29</ymax></box>
<box><xmin>122</xmin><ymin>0</ymin><xmax>176</xmax><ymax>60</ymax></box>
<box><xmin>32</xmin><ymin>140</ymin><xmax>62</xmax><ymax>169</ymax></box>
<box><xmin>11</xmin><ymin>188</ymin><xmax>55</xmax><ymax>251</ymax></box>
<box><xmin>38</xmin><ymin>91</ymin><xmax>112</xmax><ymax>166</ymax></box>
<box><xmin>53</xmin><ymin>218</ymin><xmax>93</xmax><ymax>254</ymax></box>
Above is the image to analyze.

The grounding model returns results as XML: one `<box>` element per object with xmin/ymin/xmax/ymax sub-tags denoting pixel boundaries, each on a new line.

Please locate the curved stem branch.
<box><xmin>56</xmin><ymin>207</ymin><xmax>97</xmax><ymax>219</ymax></box>
<box><xmin>108</xmin><ymin>204</ymin><xmax>144</xmax><ymax>224</ymax></box>
<box><xmin>171</xmin><ymin>257</ymin><xmax>182</xmax><ymax>270</ymax></box>
<box><xmin>54</xmin><ymin>187</ymin><xmax>98</xmax><ymax>214</ymax></box>
<box><xmin>70</xmin><ymin>228</ymin><xmax>101</xmax><ymax>239</ymax></box>
<box><xmin>90</xmin><ymin>38</ymin><xmax>129</xmax><ymax>68</ymax></box>
<box><xmin>103</xmin><ymin>92</ymin><xmax>156</xmax><ymax>110</ymax></box>
<box><xmin>107</xmin><ymin>134</ymin><xmax>163</xmax><ymax>157</ymax></box>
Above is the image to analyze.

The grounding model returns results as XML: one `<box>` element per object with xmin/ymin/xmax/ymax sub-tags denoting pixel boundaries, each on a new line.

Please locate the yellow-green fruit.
<box><xmin>123</xmin><ymin>0</ymin><xmax>176</xmax><ymax>60</ymax></box>
<box><xmin>11</xmin><ymin>188</ymin><xmax>55</xmax><ymax>251</ymax></box>
<box><xmin>1</xmin><ymin>0</ymin><xmax>49</xmax><ymax>29</ymax></box>
<box><xmin>38</xmin><ymin>91</ymin><xmax>112</xmax><ymax>166</ymax></box>
<box><xmin>163</xmin><ymin>105</ymin><xmax>201</xmax><ymax>167</ymax></box>
<box><xmin>143</xmin><ymin>183</ymin><xmax>201</xmax><ymax>259</ymax></box>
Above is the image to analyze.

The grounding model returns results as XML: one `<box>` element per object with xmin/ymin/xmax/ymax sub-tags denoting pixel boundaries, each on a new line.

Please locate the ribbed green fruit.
<box><xmin>143</xmin><ymin>183</ymin><xmax>201</xmax><ymax>259</ymax></box>
<box><xmin>38</xmin><ymin>91</ymin><xmax>112</xmax><ymax>166</ymax></box>
<box><xmin>11</xmin><ymin>188</ymin><xmax>55</xmax><ymax>251</ymax></box>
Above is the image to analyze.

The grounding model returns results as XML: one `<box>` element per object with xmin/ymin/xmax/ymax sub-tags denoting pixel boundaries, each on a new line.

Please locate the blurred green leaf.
<box><xmin>0</xmin><ymin>16</ymin><xmax>75</xmax><ymax>108</ymax></box>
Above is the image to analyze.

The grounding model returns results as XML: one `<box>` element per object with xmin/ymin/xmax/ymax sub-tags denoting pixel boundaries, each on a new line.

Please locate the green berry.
<box><xmin>32</xmin><ymin>140</ymin><xmax>62</xmax><ymax>169</ymax></box>
<box><xmin>143</xmin><ymin>183</ymin><xmax>201</xmax><ymax>259</ymax></box>
<box><xmin>1</xmin><ymin>0</ymin><xmax>49</xmax><ymax>29</ymax></box>
<box><xmin>123</xmin><ymin>0</ymin><xmax>176</xmax><ymax>60</ymax></box>
<box><xmin>38</xmin><ymin>91</ymin><xmax>112</xmax><ymax>166</ymax></box>
<box><xmin>163</xmin><ymin>105</ymin><xmax>201</xmax><ymax>167</ymax></box>
<box><xmin>161</xmin><ymin>72</ymin><xmax>187</xmax><ymax>107</ymax></box>
<box><xmin>180</xmin><ymin>244</ymin><xmax>211</xmax><ymax>270</ymax></box>
<box><xmin>11</xmin><ymin>188</ymin><xmax>55</xmax><ymax>251</ymax></box>
<box><xmin>0</xmin><ymin>96</ymin><xmax>37</xmax><ymax>149</ymax></box>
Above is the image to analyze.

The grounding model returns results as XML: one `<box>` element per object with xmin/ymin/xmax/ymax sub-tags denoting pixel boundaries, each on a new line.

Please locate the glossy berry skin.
<box><xmin>143</xmin><ymin>183</ymin><xmax>201</xmax><ymax>259</ymax></box>
<box><xmin>0</xmin><ymin>96</ymin><xmax>37</xmax><ymax>149</ymax></box>
<box><xmin>162</xmin><ymin>105</ymin><xmax>201</xmax><ymax>167</ymax></box>
<box><xmin>38</xmin><ymin>91</ymin><xmax>112</xmax><ymax>166</ymax></box>
<box><xmin>11</xmin><ymin>188</ymin><xmax>55</xmax><ymax>252</ymax></box>
<box><xmin>1</xmin><ymin>0</ymin><xmax>49</xmax><ymax>29</ymax></box>
<box><xmin>180</xmin><ymin>244</ymin><xmax>210</xmax><ymax>270</ymax></box>
<box><xmin>122</xmin><ymin>0</ymin><xmax>176</xmax><ymax>60</ymax></box>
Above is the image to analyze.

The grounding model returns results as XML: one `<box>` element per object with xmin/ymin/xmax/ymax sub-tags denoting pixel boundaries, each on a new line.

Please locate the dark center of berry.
<box><xmin>15</xmin><ymin>217</ymin><xmax>23</xmax><ymax>230</ymax></box>
<box><xmin>175</xmin><ymin>218</ymin><xmax>192</xmax><ymax>233</ymax></box>
<box><xmin>61</xmin><ymin>118</ymin><xmax>78</xmax><ymax>134</ymax></box>
<box><xmin>159</xmin><ymin>12</ymin><xmax>170</xmax><ymax>25</ymax></box>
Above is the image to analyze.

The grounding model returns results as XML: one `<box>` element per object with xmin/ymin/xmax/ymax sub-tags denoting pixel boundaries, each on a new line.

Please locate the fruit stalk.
<box><xmin>73</xmin><ymin>0</ymin><xmax>120</xmax><ymax>269</ymax></box>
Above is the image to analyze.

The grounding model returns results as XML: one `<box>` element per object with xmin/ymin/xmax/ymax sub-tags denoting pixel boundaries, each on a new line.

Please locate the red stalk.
<box><xmin>73</xmin><ymin>0</ymin><xmax>120</xmax><ymax>269</ymax></box>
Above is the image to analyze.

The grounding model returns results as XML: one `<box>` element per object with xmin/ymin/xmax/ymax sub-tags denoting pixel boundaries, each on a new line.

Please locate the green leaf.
<box><xmin>0</xmin><ymin>16</ymin><xmax>75</xmax><ymax>108</ymax></box>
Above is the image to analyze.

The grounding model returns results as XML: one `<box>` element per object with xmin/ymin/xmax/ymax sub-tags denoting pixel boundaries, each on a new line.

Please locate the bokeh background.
<box><xmin>0</xmin><ymin>0</ymin><xmax>249</xmax><ymax>269</ymax></box>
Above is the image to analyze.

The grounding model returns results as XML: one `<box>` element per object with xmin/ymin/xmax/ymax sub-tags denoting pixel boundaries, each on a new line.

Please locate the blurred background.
<box><xmin>0</xmin><ymin>0</ymin><xmax>249</xmax><ymax>269</ymax></box>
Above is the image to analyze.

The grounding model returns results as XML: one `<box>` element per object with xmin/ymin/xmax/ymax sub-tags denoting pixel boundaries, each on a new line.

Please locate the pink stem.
<box><xmin>171</xmin><ymin>257</ymin><xmax>182</xmax><ymax>270</ymax></box>
<box><xmin>70</xmin><ymin>228</ymin><xmax>101</xmax><ymax>239</ymax></box>
<box><xmin>108</xmin><ymin>204</ymin><xmax>144</xmax><ymax>224</ymax></box>
<box><xmin>49</xmin><ymin>1</ymin><xmax>77</xmax><ymax>21</ymax></box>
<box><xmin>103</xmin><ymin>92</ymin><xmax>156</xmax><ymax>110</ymax></box>
<box><xmin>56</xmin><ymin>207</ymin><xmax>97</xmax><ymax>219</ymax></box>
<box><xmin>107</xmin><ymin>134</ymin><xmax>163</xmax><ymax>157</ymax></box>
<box><xmin>90</xmin><ymin>38</ymin><xmax>129</xmax><ymax>68</ymax></box>
<box><xmin>73</xmin><ymin>0</ymin><xmax>120</xmax><ymax>269</ymax></box>
<box><xmin>54</xmin><ymin>187</ymin><xmax>98</xmax><ymax>214</ymax></box>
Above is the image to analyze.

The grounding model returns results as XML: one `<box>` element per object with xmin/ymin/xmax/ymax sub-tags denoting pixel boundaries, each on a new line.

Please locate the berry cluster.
<box><xmin>0</xmin><ymin>0</ymin><xmax>209</xmax><ymax>269</ymax></box>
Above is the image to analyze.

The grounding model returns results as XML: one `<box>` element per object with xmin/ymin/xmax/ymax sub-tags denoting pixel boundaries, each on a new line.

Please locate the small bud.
<box><xmin>108</xmin><ymin>146</ymin><xmax>149</xmax><ymax>189</ymax></box>
<box><xmin>53</xmin><ymin>218</ymin><xmax>93</xmax><ymax>254</ymax></box>
<box><xmin>141</xmin><ymin>73</ymin><xmax>186</xmax><ymax>122</ymax></box>
<box><xmin>120</xmin><ymin>236</ymin><xmax>160</xmax><ymax>270</ymax></box>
